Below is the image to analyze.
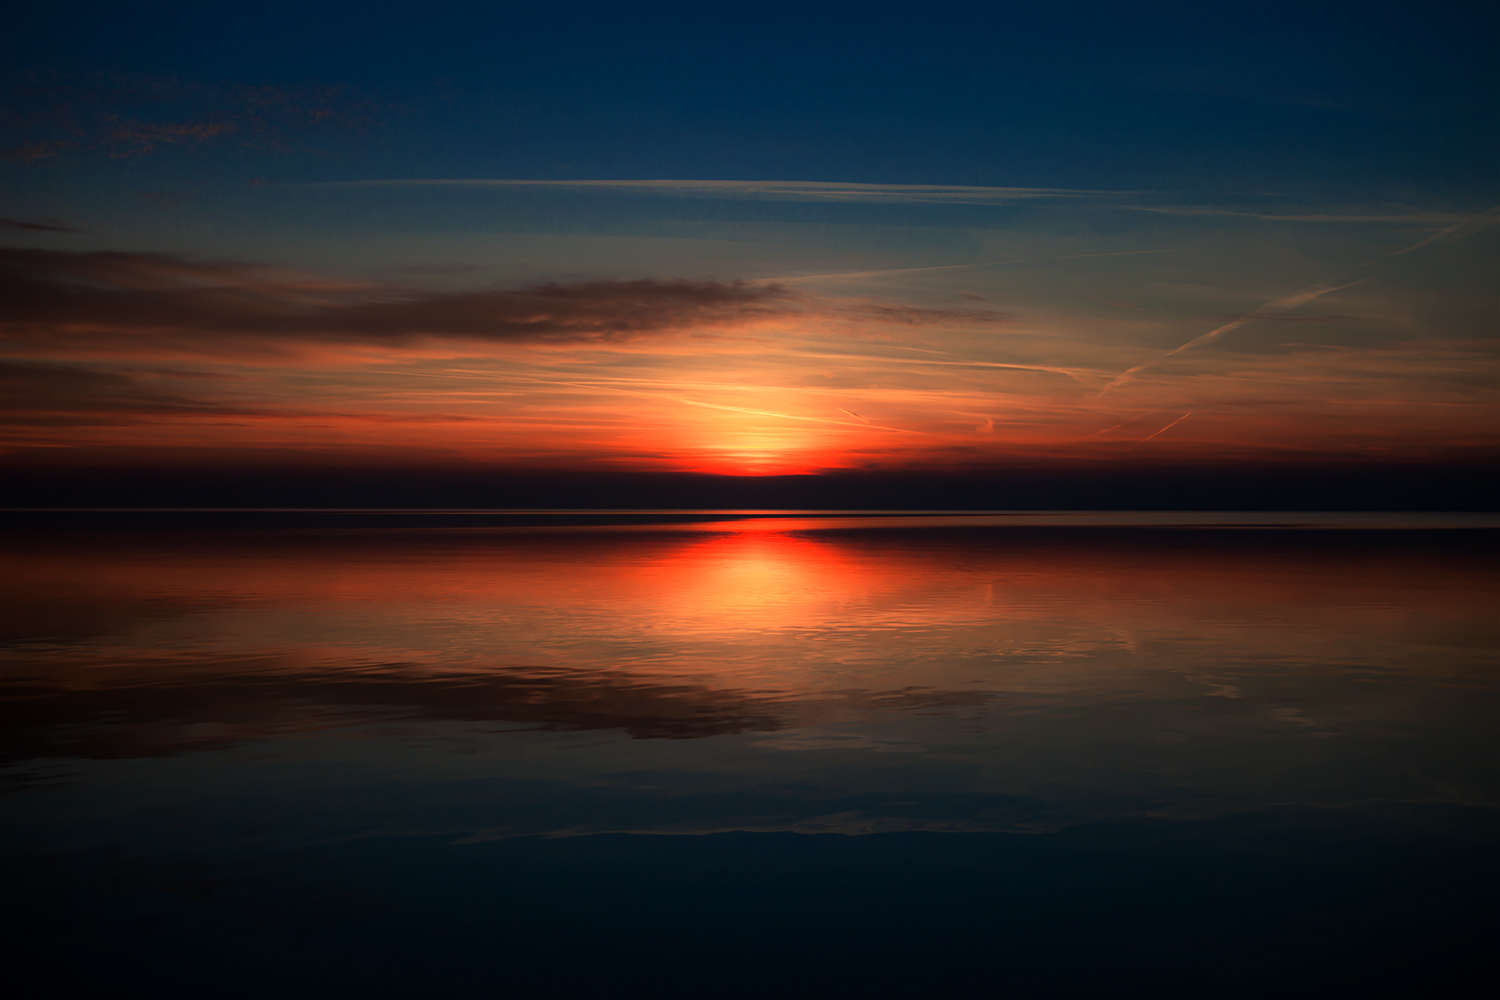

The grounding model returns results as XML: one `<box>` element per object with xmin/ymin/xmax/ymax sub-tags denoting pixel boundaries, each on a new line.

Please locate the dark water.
<box><xmin>3</xmin><ymin>512</ymin><xmax>1496</xmax><ymax>998</ymax></box>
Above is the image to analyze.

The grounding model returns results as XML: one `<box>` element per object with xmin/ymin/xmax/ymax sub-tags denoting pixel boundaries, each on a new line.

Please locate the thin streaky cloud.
<box><xmin>863</xmin><ymin>344</ymin><xmax>952</xmax><ymax>355</ymax></box>
<box><xmin>791</xmin><ymin>338</ymin><xmax>953</xmax><ymax>356</ymax></box>
<box><xmin>1124</xmin><ymin>207</ymin><xmax>1469</xmax><ymax>223</ymax></box>
<box><xmin>271</xmin><ymin>181</ymin><xmax>1474</xmax><ymax>226</ymax></box>
<box><xmin>296</xmin><ymin>178</ymin><xmax>1131</xmax><ymax>205</ymax></box>
<box><xmin>386</xmin><ymin>371</ymin><xmax>1050</xmax><ymax>413</ymax></box>
<box><xmin>363</xmin><ymin>369</ymin><xmax>928</xmax><ymax>434</ymax></box>
<box><xmin>794</xmin><ymin>352</ymin><xmax>1100</xmax><ymax>383</ymax></box>
<box><xmin>444</xmin><ymin>372</ymin><xmax>882</xmax><ymax>397</ymax></box>
<box><xmin>667</xmin><ymin>396</ymin><xmax>926</xmax><ymax>433</ymax></box>
<box><xmin>758</xmin><ymin>249</ymin><xmax>1186</xmax><ymax>284</ymax></box>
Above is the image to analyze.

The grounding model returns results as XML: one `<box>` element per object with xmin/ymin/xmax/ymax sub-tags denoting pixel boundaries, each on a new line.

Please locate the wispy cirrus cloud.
<box><xmin>303</xmin><ymin>178</ymin><xmax>1127</xmax><ymax>205</ymax></box>
<box><xmin>284</xmin><ymin>180</ymin><xmax>1484</xmax><ymax>230</ymax></box>
<box><xmin>1122</xmin><ymin>206</ymin><xmax>1470</xmax><ymax>223</ymax></box>
<box><xmin>759</xmin><ymin>249</ymin><xmax>1183</xmax><ymax>284</ymax></box>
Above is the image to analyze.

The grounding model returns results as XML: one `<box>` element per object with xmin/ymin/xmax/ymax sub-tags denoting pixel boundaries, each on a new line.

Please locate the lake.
<box><xmin>3</xmin><ymin>512</ymin><xmax>1496</xmax><ymax>998</ymax></box>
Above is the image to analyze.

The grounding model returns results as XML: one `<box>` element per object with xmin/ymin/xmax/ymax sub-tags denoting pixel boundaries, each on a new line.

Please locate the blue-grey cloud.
<box><xmin>0</xmin><ymin>248</ymin><xmax>794</xmax><ymax>352</ymax></box>
<box><xmin>1</xmin><ymin>76</ymin><xmax>390</xmax><ymax>161</ymax></box>
<box><xmin>0</xmin><ymin>248</ymin><xmax>1012</xmax><ymax>357</ymax></box>
<box><xmin>0</xmin><ymin>217</ymin><xmax>85</xmax><ymax>234</ymax></box>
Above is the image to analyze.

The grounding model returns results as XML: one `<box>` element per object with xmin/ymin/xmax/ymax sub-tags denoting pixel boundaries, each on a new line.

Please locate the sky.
<box><xmin>2</xmin><ymin>0</ymin><xmax>1496</xmax><ymax>504</ymax></box>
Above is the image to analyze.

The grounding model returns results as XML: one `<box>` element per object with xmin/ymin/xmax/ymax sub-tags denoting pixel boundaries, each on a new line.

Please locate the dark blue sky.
<box><xmin>2</xmin><ymin>1</ymin><xmax>1496</xmax><ymax>486</ymax></box>
<box><xmin>6</xmin><ymin>0</ymin><xmax>1496</xmax><ymax>198</ymax></box>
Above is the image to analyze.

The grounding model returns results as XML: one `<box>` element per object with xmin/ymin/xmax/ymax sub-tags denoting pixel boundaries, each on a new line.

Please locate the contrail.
<box><xmin>758</xmin><ymin>248</ymin><xmax>1185</xmax><ymax>284</ymax></box>
<box><xmin>1387</xmin><ymin>205</ymin><xmax>1500</xmax><ymax>255</ymax></box>
<box><xmin>1129</xmin><ymin>412</ymin><xmax>1193</xmax><ymax>447</ymax></box>
<box><xmin>1096</xmin><ymin>278</ymin><xmax>1365</xmax><ymax>394</ymax></box>
<box><xmin>1085</xmin><ymin>409</ymin><xmax>1164</xmax><ymax>437</ymax></box>
<box><xmin>1096</xmin><ymin>205</ymin><xmax>1500</xmax><ymax>395</ymax></box>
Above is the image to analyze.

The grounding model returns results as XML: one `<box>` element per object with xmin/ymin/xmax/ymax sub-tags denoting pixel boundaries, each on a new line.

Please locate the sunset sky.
<box><xmin>3</xmin><ymin>0</ymin><xmax>1496</xmax><ymax>504</ymax></box>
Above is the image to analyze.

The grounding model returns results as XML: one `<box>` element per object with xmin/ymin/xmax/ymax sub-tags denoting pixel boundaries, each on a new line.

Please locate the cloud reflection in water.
<box><xmin>2</xmin><ymin>519</ymin><xmax>1495</xmax><ymax>840</ymax></box>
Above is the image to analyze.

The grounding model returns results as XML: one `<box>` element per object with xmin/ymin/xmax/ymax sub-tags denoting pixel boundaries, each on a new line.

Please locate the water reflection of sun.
<box><xmin>638</xmin><ymin>531</ymin><xmax>862</xmax><ymax>627</ymax></box>
<box><xmin>681</xmin><ymin>530</ymin><xmax>843</xmax><ymax>586</ymax></box>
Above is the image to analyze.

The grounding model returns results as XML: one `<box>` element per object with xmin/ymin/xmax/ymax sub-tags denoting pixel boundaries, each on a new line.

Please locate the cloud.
<box><xmin>0</xmin><ymin>360</ymin><xmax>267</xmax><ymax>425</ymax></box>
<box><xmin>0</xmin><ymin>140</ymin><xmax>73</xmax><ymax>162</ymax></box>
<box><xmin>1</xmin><ymin>76</ymin><xmax>391</xmax><ymax>161</ymax></box>
<box><xmin>840</xmin><ymin>303</ymin><xmax>1011</xmax><ymax>326</ymax></box>
<box><xmin>0</xmin><ymin>249</ymin><xmax>797</xmax><ymax>356</ymax></box>
<box><xmin>0</xmin><ymin>217</ymin><xmax>85</xmax><ymax>234</ymax></box>
<box><xmin>761</xmin><ymin>249</ymin><xmax>1183</xmax><ymax>284</ymax></box>
<box><xmin>0</xmin><ymin>360</ymin><xmax>484</xmax><ymax>428</ymax></box>
<box><xmin>0</xmin><ymin>641</ymin><xmax>1009</xmax><ymax>760</ymax></box>
<box><xmin>0</xmin><ymin>249</ymin><xmax>1012</xmax><ymax>359</ymax></box>
<box><xmin>1207</xmin><ymin>314</ymin><xmax>1361</xmax><ymax>323</ymax></box>
<box><xmin>278</xmin><ymin>181</ymin><xmax>1482</xmax><ymax>232</ymax></box>
<box><xmin>305</xmin><ymin>178</ymin><xmax>1126</xmax><ymax>206</ymax></box>
<box><xmin>1122</xmin><ymin>206</ymin><xmax>1469</xmax><ymax>223</ymax></box>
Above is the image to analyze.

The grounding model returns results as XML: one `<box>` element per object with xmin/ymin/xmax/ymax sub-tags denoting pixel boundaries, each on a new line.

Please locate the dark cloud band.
<box><xmin>0</xmin><ymin>248</ymin><xmax>794</xmax><ymax>352</ymax></box>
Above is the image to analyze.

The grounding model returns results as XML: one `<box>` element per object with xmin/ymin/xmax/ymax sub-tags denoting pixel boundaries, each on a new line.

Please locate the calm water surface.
<box><xmin>3</xmin><ymin>512</ymin><xmax>1496</xmax><ymax>998</ymax></box>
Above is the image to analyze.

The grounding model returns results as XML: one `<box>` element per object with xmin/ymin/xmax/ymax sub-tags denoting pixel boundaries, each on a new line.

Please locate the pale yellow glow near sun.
<box><xmin>675</xmin><ymin>410</ymin><xmax>831</xmax><ymax>475</ymax></box>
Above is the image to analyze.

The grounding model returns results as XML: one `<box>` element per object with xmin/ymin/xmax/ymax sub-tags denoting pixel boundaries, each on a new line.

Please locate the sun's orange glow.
<box><xmin>3</xmin><ymin>238</ymin><xmax>1496</xmax><ymax>478</ymax></box>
